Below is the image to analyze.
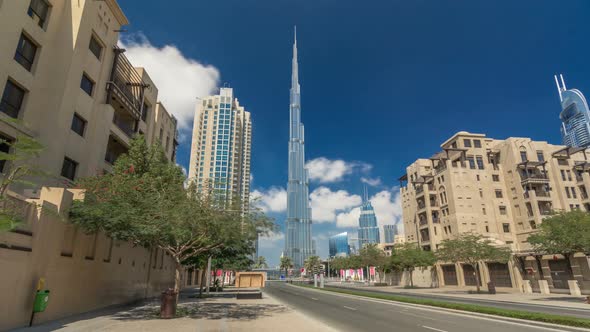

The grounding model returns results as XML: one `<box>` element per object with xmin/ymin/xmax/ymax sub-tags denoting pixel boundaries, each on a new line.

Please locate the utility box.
<box><xmin>33</xmin><ymin>290</ymin><xmax>50</xmax><ymax>313</ymax></box>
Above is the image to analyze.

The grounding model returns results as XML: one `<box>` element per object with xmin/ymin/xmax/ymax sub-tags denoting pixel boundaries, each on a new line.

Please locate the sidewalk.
<box><xmin>325</xmin><ymin>281</ymin><xmax>590</xmax><ymax>311</ymax></box>
<box><xmin>14</xmin><ymin>288</ymin><xmax>336</xmax><ymax>332</ymax></box>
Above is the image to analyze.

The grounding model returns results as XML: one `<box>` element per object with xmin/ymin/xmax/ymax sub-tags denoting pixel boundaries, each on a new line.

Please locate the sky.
<box><xmin>118</xmin><ymin>0</ymin><xmax>590</xmax><ymax>266</ymax></box>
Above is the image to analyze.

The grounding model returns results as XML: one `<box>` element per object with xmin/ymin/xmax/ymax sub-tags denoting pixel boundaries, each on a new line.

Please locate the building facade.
<box><xmin>400</xmin><ymin>131</ymin><xmax>590</xmax><ymax>294</ymax></box>
<box><xmin>556</xmin><ymin>74</ymin><xmax>590</xmax><ymax>148</ymax></box>
<box><xmin>0</xmin><ymin>0</ymin><xmax>177</xmax><ymax>195</ymax></box>
<box><xmin>383</xmin><ymin>224</ymin><xmax>398</xmax><ymax>243</ymax></box>
<box><xmin>284</xmin><ymin>29</ymin><xmax>313</xmax><ymax>268</ymax></box>
<box><xmin>329</xmin><ymin>232</ymin><xmax>350</xmax><ymax>258</ymax></box>
<box><xmin>358</xmin><ymin>190</ymin><xmax>380</xmax><ymax>249</ymax></box>
<box><xmin>188</xmin><ymin>87</ymin><xmax>252</xmax><ymax>205</ymax></box>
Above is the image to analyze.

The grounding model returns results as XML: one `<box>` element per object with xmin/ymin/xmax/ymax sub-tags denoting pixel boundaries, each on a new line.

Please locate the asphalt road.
<box><xmin>263</xmin><ymin>281</ymin><xmax>589</xmax><ymax>332</ymax></box>
<box><xmin>324</xmin><ymin>283</ymin><xmax>590</xmax><ymax>320</ymax></box>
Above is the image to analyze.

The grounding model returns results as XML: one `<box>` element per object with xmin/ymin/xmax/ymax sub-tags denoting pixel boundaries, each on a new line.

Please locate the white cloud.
<box><xmin>310</xmin><ymin>187</ymin><xmax>362</xmax><ymax>223</ymax></box>
<box><xmin>361</xmin><ymin>176</ymin><xmax>382</xmax><ymax>187</ymax></box>
<box><xmin>251</xmin><ymin>187</ymin><xmax>287</xmax><ymax>213</ymax></box>
<box><xmin>306</xmin><ymin>157</ymin><xmax>371</xmax><ymax>183</ymax></box>
<box><xmin>336</xmin><ymin>207</ymin><xmax>361</xmax><ymax>228</ymax></box>
<box><xmin>259</xmin><ymin>231</ymin><xmax>284</xmax><ymax>249</ymax></box>
<box><xmin>119</xmin><ymin>35</ymin><xmax>220</xmax><ymax>131</ymax></box>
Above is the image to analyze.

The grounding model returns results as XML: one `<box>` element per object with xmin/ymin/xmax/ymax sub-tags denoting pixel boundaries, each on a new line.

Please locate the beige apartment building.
<box><xmin>400</xmin><ymin>131</ymin><xmax>590</xmax><ymax>295</ymax></box>
<box><xmin>0</xmin><ymin>0</ymin><xmax>178</xmax><ymax>195</ymax></box>
<box><xmin>188</xmin><ymin>87</ymin><xmax>252</xmax><ymax>206</ymax></box>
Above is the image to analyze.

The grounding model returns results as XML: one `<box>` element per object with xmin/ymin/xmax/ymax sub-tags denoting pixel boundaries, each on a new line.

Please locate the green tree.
<box><xmin>254</xmin><ymin>256</ymin><xmax>268</xmax><ymax>269</ymax></box>
<box><xmin>528</xmin><ymin>210</ymin><xmax>590</xmax><ymax>256</ymax></box>
<box><xmin>391</xmin><ymin>243</ymin><xmax>436</xmax><ymax>288</ymax></box>
<box><xmin>280</xmin><ymin>256</ymin><xmax>293</xmax><ymax>278</ymax></box>
<box><xmin>304</xmin><ymin>255</ymin><xmax>322</xmax><ymax>276</ymax></box>
<box><xmin>359</xmin><ymin>244</ymin><xmax>389</xmax><ymax>282</ymax></box>
<box><xmin>0</xmin><ymin>134</ymin><xmax>44</xmax><ymax>231</ymax></box>
<box><xmin>436</xmin><ymin>233</ymin><xmax>512</xmax><ymax>292</ymax></box>
<box><xmin>69</xmin><ymin>136</ymin><xmax>274</xmax><ymax>300</ymax></box>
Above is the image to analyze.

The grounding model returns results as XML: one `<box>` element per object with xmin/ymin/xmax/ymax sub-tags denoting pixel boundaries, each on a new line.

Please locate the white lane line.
<box><xmin>310</xmin><ymin>297</ymin><xmax>319</xmax><ymax>301</ymax></box>
<box><xmin>343</xmin><ymin>306</ymin><xmax>357</xmax><ymax>311</ymax></box>
<box><xmin>421</xmin><ymin>326</ymin><xmax>448</xmax><ymax>332</ymax></box>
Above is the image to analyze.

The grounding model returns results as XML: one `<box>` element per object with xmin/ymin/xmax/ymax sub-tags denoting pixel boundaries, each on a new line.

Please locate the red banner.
<box><xmin>369</xmin><ymin>266</ymin><xmax>376</xmax><ymax>276</ymax></box>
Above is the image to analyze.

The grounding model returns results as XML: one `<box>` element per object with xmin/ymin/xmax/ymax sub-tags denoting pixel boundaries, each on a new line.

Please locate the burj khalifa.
<box><xmin>284</xmin><ymin>28</ymin><xmax>313</xmax><ymax>268</ymax></box>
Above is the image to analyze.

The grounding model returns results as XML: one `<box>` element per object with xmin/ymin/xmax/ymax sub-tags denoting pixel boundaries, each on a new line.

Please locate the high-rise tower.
<box><xmin>285</xmin><ymin>28</ymin><xmax>313</xmax><ymax>268</ymax></box>
<box><xmin>358</xmin><ymin>186</ymin><xmax>380</xmax><ymax>249</ymax></box>
<box><xmin>555</xmin><ymin>74</ymin><xmax>590</xmax><ymax>148</ymax></box>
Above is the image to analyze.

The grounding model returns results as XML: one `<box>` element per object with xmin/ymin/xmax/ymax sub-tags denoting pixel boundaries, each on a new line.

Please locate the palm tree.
<box><xmin>280</xmin><ymin>256</ymin><xmax>293</xmax><ymax>278</ymax></box>
<box><xmin>254</xmin><ymin>256</ymin><xmax>268</xmax><ymax>269</ymax></box>
<box><xmin>304</xmin><ymin>255</ymin><xmax>322</xmax><ymax>276</ymax></box>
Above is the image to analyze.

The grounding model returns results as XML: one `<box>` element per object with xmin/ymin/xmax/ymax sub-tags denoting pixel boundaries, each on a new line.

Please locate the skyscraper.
<box><xmin>285</xmin><ymin>28</ymin><xmax>313</xmax><ymax>268</ymax></box>
<box><xmin>188</xmin><ymin>87</ymin><xmax>252</xmax><ymax>207</ymax></box>
<box><xmin>556</xmin><ymin>74</ymin><xmax>590</xmax><ymax>148</ymax></box>
<box><xmin>329</xmin><ymin>232</ymin><xmax>350</xmax><ymax>258</ymax></box>
<box><xmin>383</xmin><ymin>224</ymin><xmax>398</xmax><ymax>243</ymax></box>
<box><xmin>358</xmin><ymin>187</ymin><xmax>380</xmax><ymax>249</ymax></box>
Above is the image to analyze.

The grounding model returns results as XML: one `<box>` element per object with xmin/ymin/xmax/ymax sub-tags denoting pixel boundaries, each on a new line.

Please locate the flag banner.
<box><xmin>370</xmin><ymin>266</ymin><xmax>376</xmax><ymax>276</ymax></box>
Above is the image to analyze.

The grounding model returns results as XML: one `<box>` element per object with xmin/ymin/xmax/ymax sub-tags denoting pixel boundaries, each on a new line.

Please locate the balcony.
<box><xmin>112</xmin><ymin>109</ymin><xmax>137</xmax><ymax>138</ymax></box>
<box><xmin>104</xmin><ymin>135</ymin><xmax>128</xmax><ymax>165</ymax></box>
<box><xmin>520</xmin><ymin>173</ymin><xmax>550</xmax><ymax>186</ymax></box>
<box><xmin>419</xmin><ymin>218</ymin><xmax>428</xmax><ymax>226</ymax></box>
<box><xmin>524</xmin><ymin>190</ymin><xmax>551</xmax><ymax>200</ymax></box>
<box><xmin>106</xmin><ymin>47</ymin><xmax>149</xmax><ymax>121</ymax></box>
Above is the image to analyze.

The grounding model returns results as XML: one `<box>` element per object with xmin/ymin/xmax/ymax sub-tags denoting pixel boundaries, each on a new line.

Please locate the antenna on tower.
<box><xmin>560</xmin><ymin>74</ymin><xmax>567</xmax><ymax>90</ymax></box>
<box><xmin>363</xmin><ymin>184</ymin><xmax>369</xmax><ymax>202</ymax></box>
<box><xmin>554</xmin><ymin>74</ymin><xmax>563</xmax><ymax>102</ymax></box>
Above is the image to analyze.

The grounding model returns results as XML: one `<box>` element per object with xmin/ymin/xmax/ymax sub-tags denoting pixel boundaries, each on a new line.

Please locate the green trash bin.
<box><xmin>33</xmin><ymin>290</ymin><xmax>50</xmax><ymax>313</ymax></box>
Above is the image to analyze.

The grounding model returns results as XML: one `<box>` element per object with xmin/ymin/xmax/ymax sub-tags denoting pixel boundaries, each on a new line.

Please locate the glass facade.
<box><xmin>557</xmin><ymin>75</ymin><xmax>590</xmax><ymax>148</ymax></box>
<box><xmin>329</xmin><ymin>232</ymin><xmax>350</xmax><ymax>258</ymax></box>
<box><xmin>383</xmin><ymin>224</ymin><xmax>398</xmax><ymax>243</ymax></box>
<box><xmin>358</xmin><ymin>194</ymin><xmax>380</xmax><ymax>249</ymax></box>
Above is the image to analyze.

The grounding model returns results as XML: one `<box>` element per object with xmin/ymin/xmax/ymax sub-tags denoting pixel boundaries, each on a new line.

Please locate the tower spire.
<box><xmin>291</xmin><ymin>26</ymin><xmax>299</xmax><ymax>92</ymax></box>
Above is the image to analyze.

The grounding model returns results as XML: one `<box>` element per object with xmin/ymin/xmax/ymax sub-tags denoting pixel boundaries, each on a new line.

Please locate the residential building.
<box><xmin>377</xmin><ymin>242</ymin><xmax>395</xmax><ymax>256</ymax></box>
<box><xmin>329</xmin><ymin>232</ymin><xmax>350</xmax><ymax>258</ymax></box>
<box><xmin>556</xmin><ymin>74</ymin><xmax>590</xmax><ymax>148</ymax></box>
<box><xmin>188</xmin><ymin>87</ymin><xmax>251</xmax><ymax>207</ymax></box>
<box><xmin>383</xmin><ymin>224</ymin><xmax>398</xmax><ymax>243</ymax></box>
<box><xmin>358</xmin><ymin>188</ymin><xmax>380</xmax><ymax>248</ymax></box>
<box><xmin>400</xmin><ymin>131</ymin><xmax>590</xmax><ymax>294</ymax></box>
<box><xmin>0</xmin><ymin>0</ymin><xmax>177</xmax><ymax>195</ymax></box>
<box><xmin>393</xmin><ymin>234</ymin><xmax>405</xmax><ymax>245</ymax></box>
<box><xmin>284</xmin><ymin>29</ymin><xmax>313</xmax><ymax>268</ymax></box>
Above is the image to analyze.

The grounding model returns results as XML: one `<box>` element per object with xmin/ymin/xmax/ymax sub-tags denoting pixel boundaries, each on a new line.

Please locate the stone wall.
<box><xmin>0</xmin><ymin>187</ymin><xmax>176</xmax><ymax>330</ymax></box>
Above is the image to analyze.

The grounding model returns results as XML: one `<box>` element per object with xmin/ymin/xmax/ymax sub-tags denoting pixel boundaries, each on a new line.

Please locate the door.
<box><xmin>548</xmin><ymin>259</ymin><xmax>573</xmax><ymax>290</ymax></box>
<box><xmin>488</xmin><ymin>263</ymin><xmax>512</xmax><ymax>287</ymax></box>
<box><xmin>462</xmin><ymin>264</ymin><xmax>481</xmax><ymax>286</ymax></box>
<box><xmin>442</xmin><ymin>265</ymin><xmax>458</xmax><ymax>286</ymax></box>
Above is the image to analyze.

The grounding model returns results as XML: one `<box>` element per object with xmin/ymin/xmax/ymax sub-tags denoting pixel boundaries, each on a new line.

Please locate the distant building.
<box><xmin>556</xmin><ymin>74</ymin><xmax>590</xmax><ymax>148</ymax></box>
<box><xmin>393</xmin><ymin>235</ymin><xmax>405</xmax><ymax>245</ymax></box>
<box><xmin>358</xmin><ymin>188</ymin><xmax>380</xmax><ymax>248</ymax></box>
<box><xmin>329</xmin><ymin>232</ymin><xmax>350</xmax><ymax>258</ymax></box>
<box><xmin>348</xmin><ymin>236</ymin><xmax>359</xmax><ymax>255</ymax></box>
<box><xmin>383</xmin><ymin>224</ymin><xmax>398</xmax><ymax>243</ymax></box>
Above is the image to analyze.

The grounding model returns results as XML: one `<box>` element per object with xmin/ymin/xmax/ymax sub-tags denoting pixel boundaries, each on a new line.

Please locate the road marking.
<box><xmin>310</xmin><ymin>297</ymin><xmax>318</xmax><ymax>301</ymax></box>
<box><xmin>343</xmin><ymin>306</ymin><xmax>357</xmax><ymax>311</ymax></box>
<box><xmin>421</xmin><ymin>326</ymin><xmax>448</xmax><ymax>332</ymax></box>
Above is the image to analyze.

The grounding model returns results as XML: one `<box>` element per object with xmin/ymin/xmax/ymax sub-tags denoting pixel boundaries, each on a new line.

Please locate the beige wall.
<box><xmin>0</xmin><ymin>187</ymin><xmax>176</xmax><ymax>331</ymax></box>
<box><xmin>0</xmin><ymin>0</ymin><xmax>178</xmax><ymax>195</ymax></box>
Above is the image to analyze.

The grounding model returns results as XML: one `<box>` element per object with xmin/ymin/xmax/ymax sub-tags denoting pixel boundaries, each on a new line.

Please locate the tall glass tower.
<box><xmin>556</xmin><ymin>74</ymin><xmax>590</xmax><ymax>148</ymax></box>
<box><xmin>329</xmin><ymin>232</ymin><xmax>350</xmax><ymax>258</ymax></box>
<box><xmin>285</xmin><ymin>28</ymin><xmax>313</xmax><ymax>268</ymax></box>
<box><xmin>358</xmin><ymin>187</ymin><xmax>380</xmax><ymax>249</ymax></box>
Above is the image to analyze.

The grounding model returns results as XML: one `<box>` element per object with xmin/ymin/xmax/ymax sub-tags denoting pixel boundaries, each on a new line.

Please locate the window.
<box><xmin>499</xmin><ymin>205</ymin><xmax>507</xmax><ymax>215</ymax></box>
<box><xmin>467</xmin><ymin>156</ymin><xmax>475</xmax><ymax>169</ymax></box>
<box><xmin>71</xmin><ymin>113</ymin><xmax>86</xmax><ymax>136</ymax></box>
<box><xmin>536</xmin><ymin>151</ymin><xmax>544</xmax><ymax>162</ymax></box>
<box><xmin>571</xmin><ymin>187</ymin><xmax>577</xmax><ymax>199</ymax></box>
<box><xmin>502</xmin><ymin>223</ymin><xmax>510</xmax><ymax>233</ymax></box>
<box><xmin>566</xmin><ymin>187</ymin><xmax>571</xmax><ymax>199</ymax></box>
<box><xmin>14</xmin><ymin>33</ymin><xmax>37</xmax><ymax>71</ymax></box>
<box><xmin>141</xmin><ymin>103</ymin><xmax>150</xmax><ymax>122</ymax></box>
<box><xmin>463</xmin><ymin>139</ymin><xmax>472</xmax><ymax>147</ymax></box>
<box><xmin>473</xmin><ymin>140</ymin><xmax>481</xmax><ymax>148</ymax></box>
<box><xmin>485</xmin><ymin>225</ymin><xmax>489</xmax><ymax>232</ymax></box>
<box><xmin>0</xmin><ymin>80</ymin><xmax>25</xmax><ymax>118</ymax></box>
<box><xmin>482</xmin><ymin>207</ymin><xmax>486</xmax><ymax>215</ymax></box>
<box><xmin>558</xmin><ymin>159</ymin><xmax>568</xmax><ymax>166</ymax></box>
<box><xmin>495</xmin><ymin>190</ymin><xmax>503</xmax><ymax>198</ymax></box>
<box><xmin>451</xmin><ymin>141</ymin><xmax>457</xmax><ymax>149</ymax></box>
<box><xmin>476</xmin><ymin>156</ymin><xmax>484</xmax><ymax>169</ymax></box>
<box><xmin>520</xmin><ymin>151</ymin><xmax>527</xmax><ymax>162</ymax></box>
<box><xmin>0</xmin><ymin>134</ymin><xmax>12</xmax><ymax>173</ymax></box>
<box><xmin>28</xmin><ymin>0</ymin><xmax>50</xmax><ymax>28</ymax></box>
<box><xmin>61</xmin><ymin>157</ymin><xmax>78</xmax><ymax>180</ymax></box>
<box><xmin>492</xmin><ymin>174</ymin><xmax>500</xmax><ymax>182</ymax></box>
<box><xmin>476</xmin><ymin>174</ymin><xmax>480</xmax><ymax>181</ymax></box>
<box><xmin>89</xmin><ymin>34</ymin><xmax>103</xmax><ymax>60</ymax></box>
<box><xmin>561</xmin><ymin>170</ymin><xmax>566</xmax><ymax>181</ymax></box>
<box><xmin>80</xmin><ymin>73</ymin><xmax>94</xmax><ymax>96</ymax></box>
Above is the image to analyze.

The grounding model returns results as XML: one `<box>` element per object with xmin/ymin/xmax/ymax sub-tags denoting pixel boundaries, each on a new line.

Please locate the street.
<box><xmin>263</xmin><ymin>281</ymin><xmax>589</xmax><ymax>332</ymax></box>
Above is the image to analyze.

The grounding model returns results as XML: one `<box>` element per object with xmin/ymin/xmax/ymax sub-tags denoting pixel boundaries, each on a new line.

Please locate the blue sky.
<box><xmin>119</xmin><ymin>0</ymin><xmax>590</xmax><ymax>266</ymax></box>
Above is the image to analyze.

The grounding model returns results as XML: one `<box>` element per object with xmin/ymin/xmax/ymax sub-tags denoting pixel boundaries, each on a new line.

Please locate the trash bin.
<box><xmin>33</xmin><ymin>290</ymin><xmax>50</xmax><ymax>313</ymax></box>
<box><xmin>160</xmin><ymin>288</ymin><xmax>177</xmax><ymax>319</ymax></box>
<box><xmin>487</xmin><ymin>282</ymin><xmax>496</xmax><ymax>295</ymax></box>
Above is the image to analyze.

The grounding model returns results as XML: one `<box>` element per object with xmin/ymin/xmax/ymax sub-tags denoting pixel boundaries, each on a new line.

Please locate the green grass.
<box><xmin>293</xmin><ymin>283</ymin><xmax>590</xmax><ymax>329</ymax></box>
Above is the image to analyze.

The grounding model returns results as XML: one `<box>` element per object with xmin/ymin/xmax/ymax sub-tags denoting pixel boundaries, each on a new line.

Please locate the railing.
<box><xmin>428</xmin><ymin>184</ymin><xmax>435</xmax><ymax>191</ymax></box>
<box><xmin>577</xmin><ymin>175</ymin><xmax>584</xmax><ymax>183</ymax></box>
<box><xmin>416</xmin><ymin>186</ymin><xmax>424</xmax><ymax>194</ymax></box>
<box><xmin>429</xmin><ymin>200</ymin><xmax>438</xmax><ymax>207</ymax></box>
<box><xmin>417</xmin><ymin>201</ymin><xmax>426</xmax><ymax>210</ymax></box>
<box><xmin>535</xmin><ymin>191</ymin><xmax>551</xmax><ymax>198</ymax></box>
<box><xmin>540</xmin><ymin>210</ymin><xmax>552</xmax><ymax>216</ymax></box>
<box><xmin>419</xmin><ymin>219</ymin><xmax>428</xmax><ymax>226</ymax></box>
<box><xmin>113</xmin><ymin>114</ymin><xmax>135</xmax><ymax>138</ymax></box>
<box><xmin>106</xmin><ymin>47</ymin><xmax>148</xmax><ymax>119</ymax></box>
<box><xmin>432</xmin><ymin>217</ymin><xmax>440</xmax><ymax>223</ymax></box>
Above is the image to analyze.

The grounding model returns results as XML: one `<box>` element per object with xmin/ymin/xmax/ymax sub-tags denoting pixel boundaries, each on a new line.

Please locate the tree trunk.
<box><xmin>473</xmin><ymin>263</ymin><xmax>481</xmax><ymax>293</ymax></box>
<box><xmin>174</xmin><ymin>260</ymin><xmax>182</xmax><ymax>304</ymax></box>
<box><xmin>199</xmin><ymin>266</ymin><xmax>206</xmax><ymax>298</ymax></box>
<box><xmin>409</xmin><ymin>268</ymin><xmax>414</xmax><ymax>288</ymax></box>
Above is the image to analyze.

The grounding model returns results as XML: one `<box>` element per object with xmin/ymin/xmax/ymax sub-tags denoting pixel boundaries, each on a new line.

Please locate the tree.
<box><xmin>69</xmin><ymin>136</ymin><xmax>274</xmax><ymax>301</ymax></box>
<box><xmin>280</xmin><ymin>256</ymin><xmax>293</xmax><ymax>278</ymax></box>
<box><xmin>254</xmin><ymin>256</ymin><xmax>268</xmax><ymax>269</ymax></box>
<box><xmin>528</xmin><ymin>210</ymin><xmax>590</xmax><ymax>256</ymax></box>
<box><xmin>391</xmin><ymin>243</ymin><xmax>436</xmax><ymax>288</ymax></box>
<box><xmin>304</xmin><ymin>255</ymin><xmax>322</xmax><ymax>276</ymax></box>
<box><xmin>0</xmin><ymin>134</ymin><xmax>44</xmax><ymax>231</ymax></box>
<box><xmin>436</xmin><ymin>233</ymin><xmax>512</xmax><ymax>292</ymax></box>
<box><xmin>359</xmin><ymin>244</ymin><xmax>389</xmax><ymax>282</ymax></box>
